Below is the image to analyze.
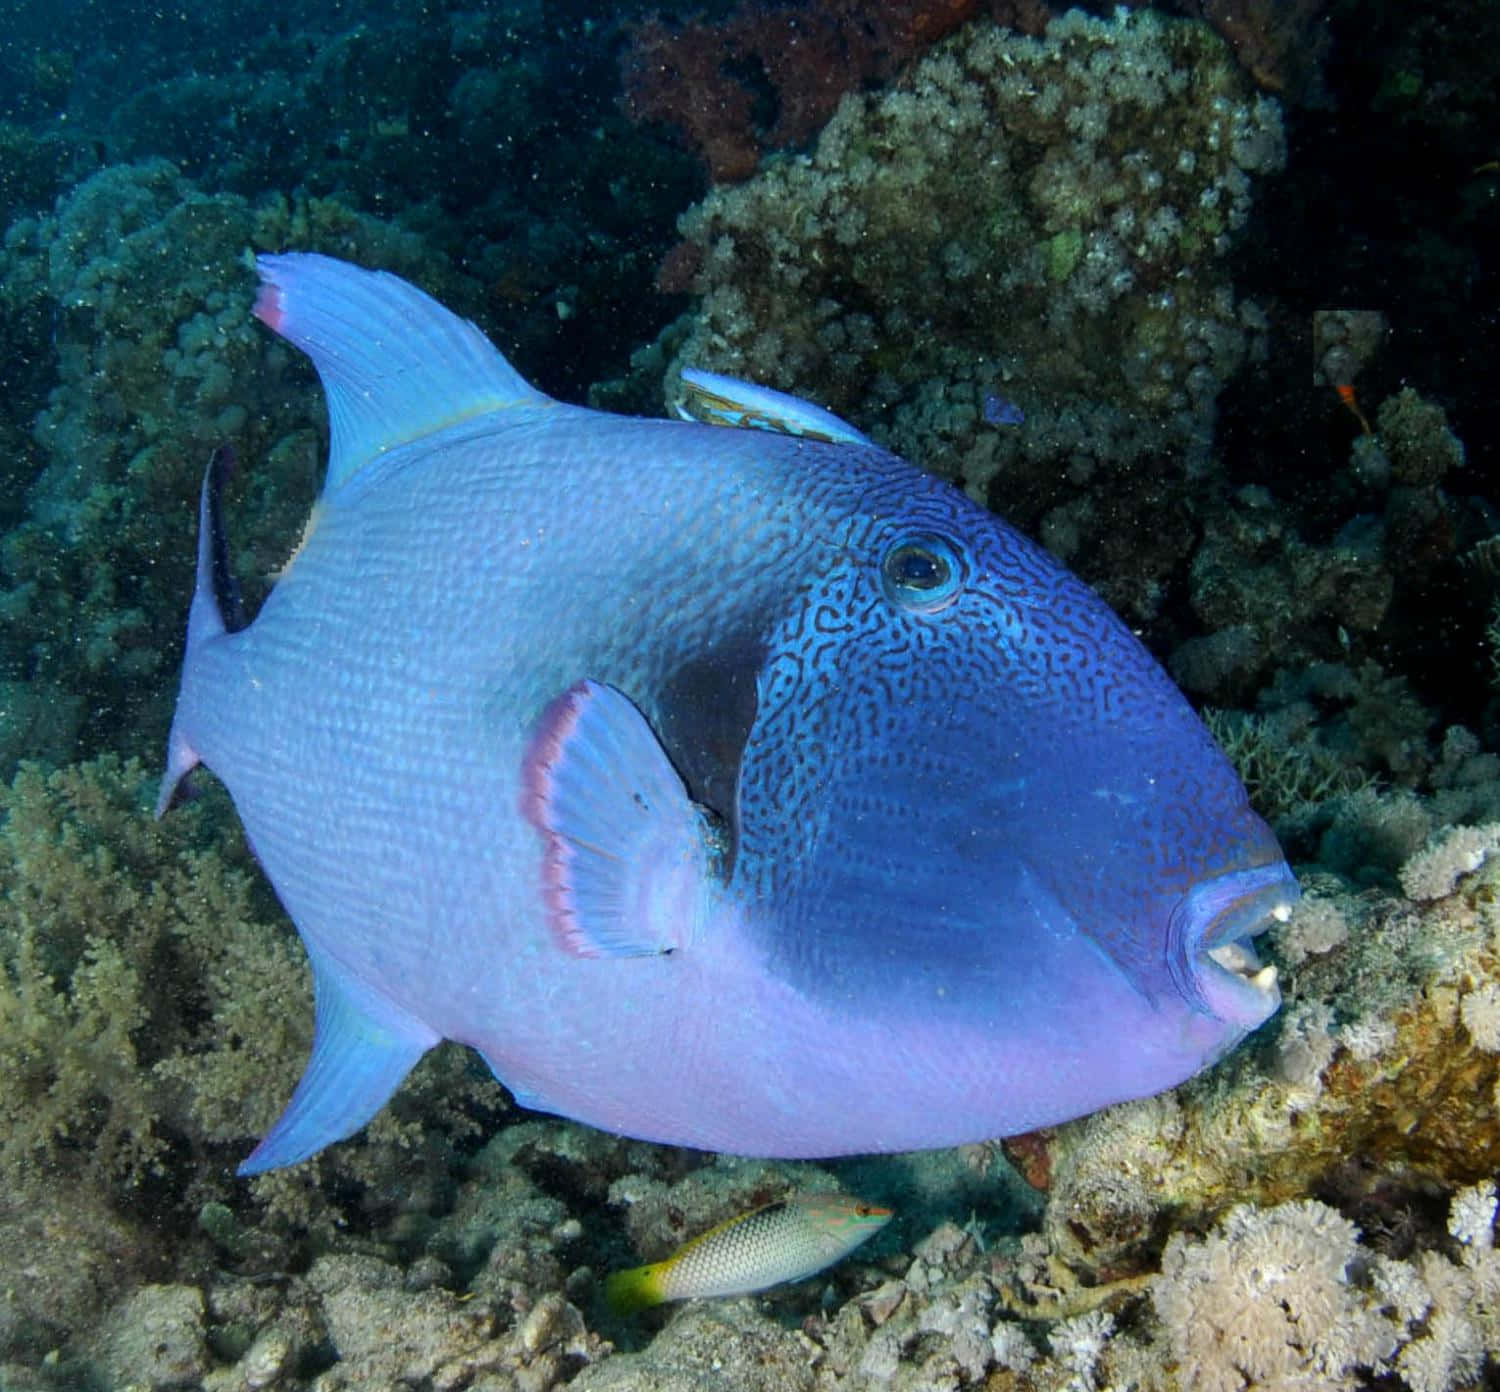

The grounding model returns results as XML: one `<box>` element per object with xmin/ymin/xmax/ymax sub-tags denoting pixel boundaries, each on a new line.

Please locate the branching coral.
<box><xmin>1202</xmin><ymin>706</ymin><xmax>1373</xmax><ymax>824</ymax></box>
<box><xmin>0</xmin><ymin>754</ymin><xmax>507</xmax><ymax>1233</ymax></box>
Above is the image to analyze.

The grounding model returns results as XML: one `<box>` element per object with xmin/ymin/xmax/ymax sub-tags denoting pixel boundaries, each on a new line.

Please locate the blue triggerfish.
<box><xmin>158</xmin><ymin>254</ymin><xmax>1297</xmax><ymax>1174</ymax></box>
<box><xmin>605</xmin><ymin>1192</ymin><xmax>892</xmax><ymax>1314</ymax></box>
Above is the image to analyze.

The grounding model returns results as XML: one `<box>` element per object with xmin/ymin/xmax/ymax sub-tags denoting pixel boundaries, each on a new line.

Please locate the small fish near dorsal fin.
<box><xmin>519</xmin><ymin>680</ymin><xmax>726</xmax><ymax>959</ymax></box>
<box><xmin>238</xmin><ymin>948</ymin><xmax>439</xmax><ymax>1174</ymax></box>
<box><xmin>254</xmin><ymin>253</ymin><xmax>551</xmax><ymax>497</ymax></box>
<box><xmin>676</xmin><ymin>367</ymin><xmax>872</xmax><ymax>447</ymax></box>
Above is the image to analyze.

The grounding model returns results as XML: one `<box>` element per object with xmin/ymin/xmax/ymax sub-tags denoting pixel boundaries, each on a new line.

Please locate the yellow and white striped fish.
<box><xmin>605</xmin><ymin>1191</ymin><xmax>892</xmax><ymax>1314</ymax></box>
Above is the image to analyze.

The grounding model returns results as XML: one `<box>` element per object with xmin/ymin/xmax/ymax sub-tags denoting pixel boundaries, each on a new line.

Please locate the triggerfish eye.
<box><xmin>881</xmin><ymin>534</ymin><xmax>962</xmax><ymax>612</ymax></box>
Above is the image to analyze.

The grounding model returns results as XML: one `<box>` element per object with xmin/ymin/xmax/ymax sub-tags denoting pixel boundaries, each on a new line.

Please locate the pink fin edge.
<box><xmin>252</xmin><ymin>279</ymin><xmax>286</xmax><ymax>333</ymax></box>
<box><xmin>519</xmin><ymin>683</ymin><xmax>596</xmax><ymax>958</ymax></box>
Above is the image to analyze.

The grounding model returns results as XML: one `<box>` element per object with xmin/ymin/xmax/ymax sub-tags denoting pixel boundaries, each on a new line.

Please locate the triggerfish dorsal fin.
<box><xmin>676</xmin><ymin>367</ymin><xmax>872</xmax><ymax>447</ymax></box>
<box><xmin>519</xmin><ymin>680</ymin><xmax>727</xmax><ymax>959</ymax></box>
<box><xmin>238</xmin><ymin>949</ymin><xmax>439</xmax><ymax>1175</ymax></box>
<box><xmin>254</xmin><ymin>253</ymin><xmax>550</xmax><ymax>496</ymax></box>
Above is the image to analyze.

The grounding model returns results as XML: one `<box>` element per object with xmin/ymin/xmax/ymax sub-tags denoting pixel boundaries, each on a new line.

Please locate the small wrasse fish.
<box><xmin>604</xmin><ymin>1192</ymin><xmax>893</xmax><ymax>1313</ymax></box>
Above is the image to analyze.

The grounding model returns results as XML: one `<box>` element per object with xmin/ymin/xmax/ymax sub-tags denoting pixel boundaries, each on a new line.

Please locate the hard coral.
<box><xmin>670</xmin><ymin>6</ymin><xmax>1285</xmax><ymax>585</ymax></box>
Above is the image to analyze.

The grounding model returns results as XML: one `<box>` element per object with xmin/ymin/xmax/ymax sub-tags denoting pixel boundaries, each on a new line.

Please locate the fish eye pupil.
<box><xmin>880</xmin><ymin>534</ymin><xmax>962</xmax><ymax>612</ymax></box>
<box><xmin>887</xmin><ymin>544</ymin><xmax>946</xmax><ymax>590</ymax></box>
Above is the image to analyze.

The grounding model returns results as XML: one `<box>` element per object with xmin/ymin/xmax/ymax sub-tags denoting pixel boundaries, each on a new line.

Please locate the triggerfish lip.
<box><xmin>1168</xmin><ymin>861</ymin><xmax>1299</xmax><ymax>1027</ymax></box>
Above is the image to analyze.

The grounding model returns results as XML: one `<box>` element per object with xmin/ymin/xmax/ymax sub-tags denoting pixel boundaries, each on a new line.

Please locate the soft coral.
<box><xmin>621</xmin><ymin>1</ymin><xmax>1050</xmax><ymax>183</ymax></box>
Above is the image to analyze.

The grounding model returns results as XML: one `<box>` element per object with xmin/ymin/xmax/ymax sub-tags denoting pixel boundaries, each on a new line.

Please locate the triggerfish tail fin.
<box><xmin>604</xmin><ymin>1192</ymin><xmax>892</xmax><ymax>1315</ymax></box>
<box><xmin>155</xmin><ymin>444</ymin><xmax>245</xmax><ymax>819</ymax></box>
<box><xmin>520</xmin><ymin>680</ymin><xmax>725</xmax><ymax>960</ymax></box>
<box><xmin>238</xmin><ymin>951</ymin><xmax>439</xmax><ymax>1174</ymax></box>
<box><xmin>676</xmin><ymin>367</ymin><xmax>873</xmax><ymax>446</ymax></box>
<box><xmin>253</xmin><ymin>253</ymin><xmax>551</xmax><ymax>497</ymax></box>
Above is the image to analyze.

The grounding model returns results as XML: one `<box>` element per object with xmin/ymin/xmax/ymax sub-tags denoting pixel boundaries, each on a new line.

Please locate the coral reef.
<box><xmin>30</xmin><ymin>1149</ymin><xmax>1498</xmax><ymax>1390</ymax></box>
<box><xmin>0</xmin><ymin>4</ymin><xmax>705</xmax><ymax>777</ymax></box>
<box><xmin>10</xmin><ymin>754</ymin><xmax>1500</xmax><ymax>1386</ymax></box>
<box><xmin>0</xmin><ymin>758</ymin><xmax>508</xmax><ymax>1284</ymax></box>
<box><xmin>0</xmin><ymin>163</ymin><xmax>495</xmax><ymax>773</ymax></box>
<box><xmin>668</xmin><ymin>8</ymin><xmax>1285</xmax><ymax>623</ymax></box>
<box><xmin>1167</xmin><ymin>0</ymin><xmax>1331</xmax><ymax>97</ymax></box>
<box><xmin>1000</xmin><ymin>836</ymin><xmax>1500</xmax><ymax>1294</ymax></box>
<box><xmin>620</xmin><ymin>0</ymin><xmax>1051</xmax><ymax>182</ymax></box>
<box><xmin>1173</xmin><ymin>492</ymin><xmax>1395</xmax><ymax>704</ymax></box>
<box><xmin>0</xmin><ymin>0</ymin><xmax>1496</xmax><ymax>1384</ymax></box>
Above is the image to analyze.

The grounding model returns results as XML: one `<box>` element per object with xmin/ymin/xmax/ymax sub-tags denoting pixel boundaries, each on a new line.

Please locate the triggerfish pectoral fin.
<box><xmin>519</xmin><ymin>680</ymin><xmax>724</xmax><ymax>959</ymax></box>
<box><xmin>238</xmin><ymin>951</ymin><xmax>439</xmax><ymax>1175</ymax></box>
<box><xmin>253</xmin><ymin>253</ymin><xmax>552</xmax><ymax>497</ymax></box>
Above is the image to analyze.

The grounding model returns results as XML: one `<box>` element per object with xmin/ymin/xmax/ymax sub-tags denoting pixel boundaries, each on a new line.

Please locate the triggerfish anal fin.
<box><xmin>676</xmin><ymin>367</ymin><xmax>872</xmax><ymax>447</ymax></box>
<box><xmin>519</xmin><ymin>680</ymin><xmax>727</xmax><ymax>959</ymax></box>
<box><xmin>238</xmin><ymin>950</ymin><xmax>439</xmax><ymax>1175</ymax></box>
<box><xmin>254</xmin><ymin>253</ymin><xmax>552</xmax><ymax>496</ymax></box>
<box><xmin>155</xmin><ymin>443</ymin><xmax>245</xmax><ymax>819</ymax></box>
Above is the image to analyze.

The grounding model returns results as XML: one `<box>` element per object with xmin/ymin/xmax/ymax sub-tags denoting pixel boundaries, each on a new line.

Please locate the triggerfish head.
<box><xmin>157</xmin><ymin>254</ymin><xmax>1298</xmax><ymax>1174</ymax></box>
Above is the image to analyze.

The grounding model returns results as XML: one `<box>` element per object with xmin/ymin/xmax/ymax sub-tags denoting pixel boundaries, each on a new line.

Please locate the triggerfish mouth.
<box><xmin>157</xmin><ymin>254</ymin><xmax>1298</xmax><ymax>1174</ymax></box>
